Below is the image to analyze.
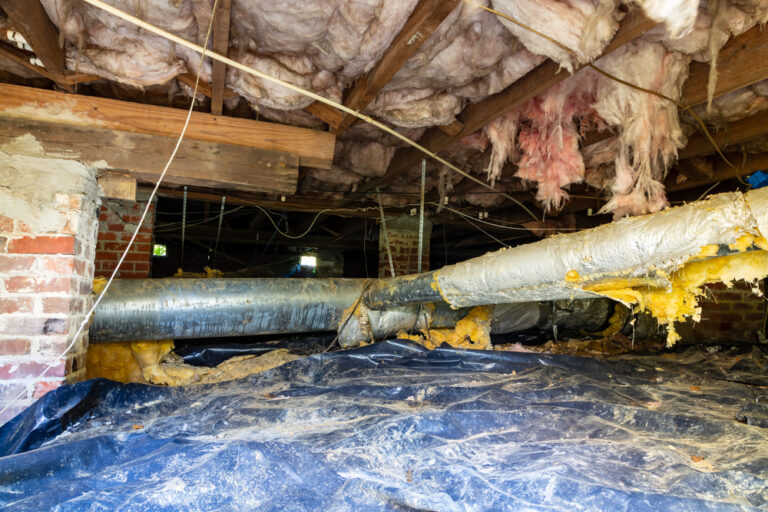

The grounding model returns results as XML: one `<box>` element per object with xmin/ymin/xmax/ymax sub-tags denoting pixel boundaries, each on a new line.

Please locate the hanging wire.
<box><xmin>377</xmin><ymin>187</ymin><xmax>396</xmax><ymax>278</ymax></box>
<box><xmin>79</xmin><ymin>0</ymin><xmax>539</xmax><ymax>222</ymax></box>
<box><xmin>212</xmin><ymin>196</ymin><xmax>226</xmax><ymax>267</ymax></box>
<box><xmin>180</xmin><ymin>186</ymin><xmax>187</xmax><ymax>268</ymax></box>
<box><xmin>0</xmin><ymin>0</ymin><xmax>220</xmax><ymax>420</ymax></box>
<box><xmin>418</xmin><ymin>159</ymin><xmax>426</xmax><ymax>274</ymax></box>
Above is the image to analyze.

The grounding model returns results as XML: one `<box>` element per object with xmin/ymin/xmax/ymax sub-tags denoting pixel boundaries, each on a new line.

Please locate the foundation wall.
<box><xmin>378</xmin><ymin>215</ymin><xmax>432</xmax><ymax>277</ymax></box>
<box><xmin>694</xmin><ymin>281</ymin><xmax>766</xmax><ymax>342</ymax></box>
<box><xmin>94</xmin><ymin>197</ymin><xmax>155</xmax><ymax>279</ymax></box>
<box><xmin>0</xmin><ymin>152</ymin><xmax>99</xmax><ymax>425</ymax></box>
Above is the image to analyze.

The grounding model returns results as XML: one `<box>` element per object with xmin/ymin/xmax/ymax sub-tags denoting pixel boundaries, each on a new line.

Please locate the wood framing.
<box><xmin>359</xmin><ymin>10</ymin><xmax>657</xmax><ymax>193</ymax></box>
<box><xmin>682</xmin><ymin>24</ymin><xmax>768</xmax><ymax>106</ymax></box>
<box><xmin>0</xmin><ymin>83</ymin><xmax>335</xmax><ymax>168</ymax></box>
<box><xmin>679</xmin><ymin>109</ymin><xmax>768</xmax><ymax>159</ymax></box>
<box><xmin>0</xmin><ymin>117</ymin><xmax>299</xmax><ymax>195</ymax></box>
<box><xmin>309</xmin><ymin>0</ymin><xmax>460</xmax><ymax>135</ymax></box>
<box><xmin>210</xmin><ymin>0</ymin><xmax>232</xmax><ymax>115</ymax></box>
<box><xmin>0</xmin><ymin>0</ymin><xmax>70</xmax><ymax>90</ymax></box>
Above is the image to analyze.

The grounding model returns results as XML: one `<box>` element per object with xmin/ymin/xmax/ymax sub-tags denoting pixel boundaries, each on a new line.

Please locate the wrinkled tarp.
<box><xmin>1</xmin><ymin>340</ymin><xmax>767</xmax><ymax>511</ymax></box>
<box><xmin>174</xmin><ymin>333</ymin><xmax>337</xmax><ymax>366</ymax></box>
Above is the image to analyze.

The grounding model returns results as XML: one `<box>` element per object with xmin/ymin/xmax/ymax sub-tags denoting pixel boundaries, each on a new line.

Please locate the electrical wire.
<box><xmin>0</xmin><ymin>0</ymin><xmax>220</xmax><ymax>420</ymax></box>
<box><xmin>434</xmin><ymin>202</ymin><xmax>580</xmax><ymax>231</ymax></box>
<box><xmin>79</xmin><ymin>0</ymin><xmax>539</xmax><ymax>223</ymax></box>
<box><xmin>456</xmin><ymin>212</ymin><xmax>511</xmax><ymax>247</ymax></box>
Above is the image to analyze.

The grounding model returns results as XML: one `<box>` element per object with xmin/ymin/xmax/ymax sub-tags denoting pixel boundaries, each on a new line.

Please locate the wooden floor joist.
<box><xmin>682</xmin><ymin>24</ymin><xmax>768</xmax><ymax>107</ymax></box>
<box><xmin>0</xmin><ymin>0</ymin><xmax>72</xmax><ymax>91</ymax></box>
<box><xmin>0</xmin><ymin>83</ymin><xmax>335</xmax><ymax>169</ymax></box>
<box><xmin>210</xmin><ymin>0</ymin><xmax>232</xmax><ymax>116</ymax></box>
<box><xmin>679</xmin><ymin>109</ymin><xmax>768</xmax><ymax>159</ymax></box>
<box><xmin>358</xmin><ymin>10</ymin><xmax>657</xmax><ymax>194</ymax></box>
<box><xmin>334</xmin><ymin>0</ymin><xmax>460</xmax><ymax>135</ymax></box>
<box><xmin>0</xmin><ymin>117</ymin><xmax>299</xmax><ymax>195</ymax></box>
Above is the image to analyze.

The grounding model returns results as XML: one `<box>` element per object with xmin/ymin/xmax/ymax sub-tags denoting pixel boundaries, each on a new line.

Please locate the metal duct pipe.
<box><xmin>366</xmin><ymin>188</ymin><xmax>768</xmax><ymax>309</ymax></box>
<box><xmin>90</xmin><ymin>277</ymin><xmax>564</xmax><ymax>342</ymax></box>
<box><xmin>90</xmin><ymin>278</ymin><xmax>367</xmax><ymax>343</ymax></box>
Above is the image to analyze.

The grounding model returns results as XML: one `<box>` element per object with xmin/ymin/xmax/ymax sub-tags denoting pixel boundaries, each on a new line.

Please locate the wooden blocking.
<box><xmin>0</xmin><ymin>83</ymin><xmax>335</xmax><ymax>168</ymax></box>
<box><xmin>0</xmin><ymin>118</ymin><xmax>299</xmax><ymax>195</ymax></box>
<box><xmin>305</xmin><ymin>101</ymin><xmax>345</xmax><ymax>130</ymax></box>
<box><xmin>98</xmin><ymin>172</ymin><xmax>137</xmax><ymax>201</ymax></box>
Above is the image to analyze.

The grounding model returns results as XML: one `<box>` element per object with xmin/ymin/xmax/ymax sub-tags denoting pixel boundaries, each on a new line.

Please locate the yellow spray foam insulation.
<box><xmin>86</xmin><ymin>341</ymin><xmax>152</xmax><ymax>383</ymax></box>
<box><xmin>172</xmin><ymin>266</ymin><xmax>223</xmax><ymax>278</ymax></box>
<box><xmin>570</xmin><ymin>234</ymin><xmax>768</xmax><ymax>347</ymax></box>
<box><xmin>92</xmin><ymin>276</ymin><xmax>108</xmax><ymax>295</ymax></box>
<box><xmin>86</xmin><ymin>340</ymin><xmax>299</xmax><ymax>386</ymax></box>
<box><xmin>397</xmin><ymin>306</ymin><xmax>492</xmax><ymax>351</ymax></box>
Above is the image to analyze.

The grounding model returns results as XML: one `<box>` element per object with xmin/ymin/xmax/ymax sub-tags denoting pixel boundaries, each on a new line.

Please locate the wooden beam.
<box><xmin>668</xmin><ymin>152</ymin><xmax>768</xmax><ymax>193</ymax></box>
<box><xmin>327</xmin><ymin>0</ymin><xmax>460</xmax><ymax>135</ymax></box>
<box><xmin>682</xmin><ymin>24</ymin><xmax>768</xmax><ymax>107</ymax></box>
<box><xmin>176</xmin><ymin>73</ymin><xmax>237</xmax><ymax>100</ymax></box>
<box><xmin>0</xmin><ymin>82</ymin><xmax>335</xmax><ymax>168</ymax></box>
<box><xmin>679</xmin><ymin>108</ymin><xmax>768</xmax><ymax>159</ymax></box>
<box><xmin>304</xmin><ymin>101</ymin><xmax>344</xmax><ymax>130</ymax></box>
<box><xmin>210</xmin><ymin>0</ymin><xmax>232</xmax><ymax>115</ymax></box>
<box><xmin>0</xmin><ymin>0</ymin><xmax>70</xmax><ymax>90</ymax></box>
<box><xmin>0</xmin><ymin>42</ymin><xmax>101</xmax><ymax>85</ymax></box>
<box><xmin>359</xmin><ymin>10</ymin><xmax>657</xmax><ymax>193</ymax></box>
<box><xmin>0</xmin><ymin>117</ymin><xmax>298</xmax><ymax>195</ymax></box>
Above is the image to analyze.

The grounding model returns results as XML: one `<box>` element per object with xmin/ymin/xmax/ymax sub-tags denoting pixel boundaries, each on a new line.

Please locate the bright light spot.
<box><xmin>300</xmin><ymin>255</ymin><xmax>316</xmax><ymax>267</ymax></box>
<box><xmin>153</xmin><ymin>244</ymin><xmax>167</xmax><ymax>257</ymax></box>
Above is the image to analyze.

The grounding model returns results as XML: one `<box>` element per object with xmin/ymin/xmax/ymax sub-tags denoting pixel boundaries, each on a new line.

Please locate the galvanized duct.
<box><xmin>90</xmin><ymin>277</ymin><xmax>560</xmax><ymax>343</ymax></box>
<box><xmin>90</xmin><ymin>278</ymin><xmax>367</xmax><ymax>343</ymax></box>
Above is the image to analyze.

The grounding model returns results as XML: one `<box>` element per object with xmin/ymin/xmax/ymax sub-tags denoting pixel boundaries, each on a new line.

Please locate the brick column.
<box><xmin>0</xmin><ymin>153</ymin><xmax>99</xmax><ymax>425</ymax></box>
<box><xmin>378</xmin><ymin>215</ymin><xmax>432</xmax><ymax>277</ymax></box>
<box><xmin>95</xmin><ymin>196</ymin><xmax>155</xmax><ymax>279</ymax></box>
<box><xmin>694</xmin><ymin>281</ymin><xmax>766</xmax><ymax>342</ymax></box>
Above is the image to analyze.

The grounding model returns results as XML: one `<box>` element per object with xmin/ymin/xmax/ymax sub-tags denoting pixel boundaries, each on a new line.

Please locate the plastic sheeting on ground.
<box><xmin>0</xmin><ymin>340</ymin><xmax>767</xmax><ymax>511</ymax></box>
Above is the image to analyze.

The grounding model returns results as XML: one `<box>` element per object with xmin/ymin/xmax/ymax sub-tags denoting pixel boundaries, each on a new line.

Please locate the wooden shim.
<box><xmin>0</xmin><ymin>83</ymin><xmax>335</xmax><ymax>169</ymax></box>
<box><xmin>0</xmin><ymin>117</ymin><xmax>298</xmax><ymax>195</ymax></box>
<box><xmin>98</xmin><ymin>171</ymin><xmax>137</xmax><ymax>201</ymax></box>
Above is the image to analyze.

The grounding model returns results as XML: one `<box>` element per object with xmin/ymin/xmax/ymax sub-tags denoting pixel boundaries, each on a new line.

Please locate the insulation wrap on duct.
<box><xmin>367</xmin><ymin>189</ymin><xmax>768</xmax><ymax>308</ymax></box>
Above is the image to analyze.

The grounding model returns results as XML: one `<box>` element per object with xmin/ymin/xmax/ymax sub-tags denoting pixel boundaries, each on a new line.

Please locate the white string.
<box><xmin>79</xmin><ymin>0</ymin><xmax>539</xmax><ymax>222</ymax></box>
<box><xmin>0</xmin><ymin>0</ymin><xmax>220</xmax><ymax>420</ymax></box>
